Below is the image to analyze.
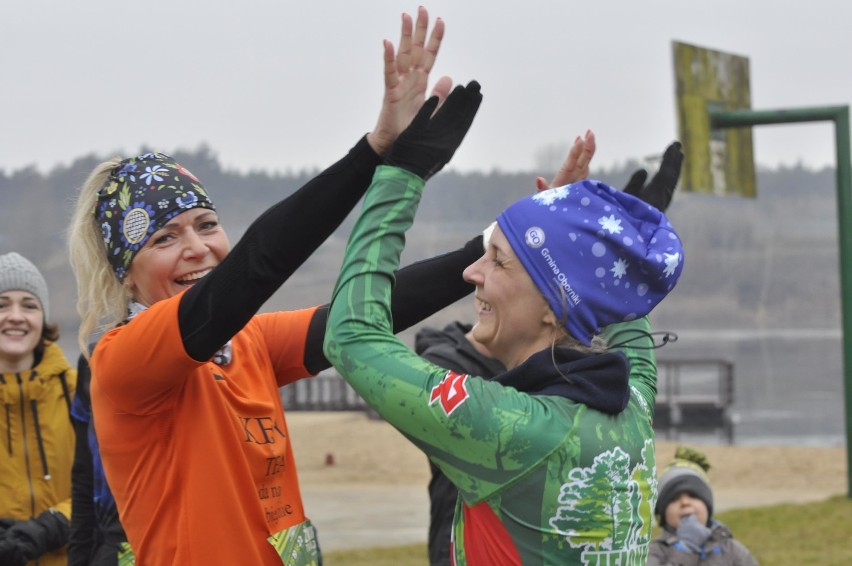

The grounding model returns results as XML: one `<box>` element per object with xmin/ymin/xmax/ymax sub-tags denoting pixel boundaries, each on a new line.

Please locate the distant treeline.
<box><xmin>0</xmin><ymin>146</ymin><xmax>840</xmax><ymax>347</ymax></box>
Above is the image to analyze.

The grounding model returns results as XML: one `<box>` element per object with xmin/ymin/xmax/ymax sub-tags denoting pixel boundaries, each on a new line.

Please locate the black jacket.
<box><xmin>68</xmin><ymin>353</ymin><xmax>128</xmax><ymax>566</ymax></box>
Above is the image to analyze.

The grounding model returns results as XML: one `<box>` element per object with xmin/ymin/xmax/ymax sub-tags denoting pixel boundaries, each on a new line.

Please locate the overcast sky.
<box><xmin>2</xmin><ymin>0</ymin><xmax>849</xmax><ymax>176</ymax></box>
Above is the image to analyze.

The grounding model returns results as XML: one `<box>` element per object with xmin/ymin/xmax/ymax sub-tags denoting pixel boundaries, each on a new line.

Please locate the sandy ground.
<box><xmin>288</xmin><ymin>411</ymin><xmax>849</xmax><ymax>551</ymax></box>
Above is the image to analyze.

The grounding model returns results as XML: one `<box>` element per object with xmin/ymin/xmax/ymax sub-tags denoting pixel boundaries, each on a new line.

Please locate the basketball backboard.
<box><xmin>673</xmin><ymin>41</ymin><xmax>756</xmax><ymax>197</ymax></box>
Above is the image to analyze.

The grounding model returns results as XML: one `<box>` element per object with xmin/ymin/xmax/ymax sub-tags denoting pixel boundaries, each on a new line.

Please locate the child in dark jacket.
<box><xmin>648</xmin><ymin>446</ymin><xmax>758</xmax><ymax>566</ymax></box>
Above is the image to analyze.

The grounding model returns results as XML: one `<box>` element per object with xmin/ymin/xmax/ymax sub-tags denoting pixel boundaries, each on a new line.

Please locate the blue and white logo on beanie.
<box><xmin>496</xmin><ymin>180</ymin><xmax>683</xmax><ymax>345</ymax></box>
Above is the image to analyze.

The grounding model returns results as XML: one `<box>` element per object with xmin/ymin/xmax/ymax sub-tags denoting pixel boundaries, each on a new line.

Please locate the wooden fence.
<box><xmin>283</xmin><ymin>359</ymin><xmax>736</xmax><ymax>442</ymax></box>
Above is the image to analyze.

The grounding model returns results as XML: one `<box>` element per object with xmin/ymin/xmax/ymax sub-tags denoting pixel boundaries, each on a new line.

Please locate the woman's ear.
<box><xmin>541</xmin><ymin>304</ymin><xmax>559</xmax><ymax>329</ymax></box>
<box><xmin>122</xmin><ymin>271</ymin><xmax>138</xmax><ymax>300</ymax></box>
<box><xmin>542</xmin><ymin>302</ymin><xmax>576</xmax><ymax>347</ymax></box>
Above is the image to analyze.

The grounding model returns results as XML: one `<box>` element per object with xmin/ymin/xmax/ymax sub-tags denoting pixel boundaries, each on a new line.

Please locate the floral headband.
<box><xmin>94</xmin><ymin>152</ymin><xmax>216</xmax><ymax>282</ymax></box>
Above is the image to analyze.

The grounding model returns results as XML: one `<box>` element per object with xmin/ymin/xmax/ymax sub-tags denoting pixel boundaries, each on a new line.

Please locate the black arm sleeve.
<box><xmin>302</xmin><ymin>235</ymin><xmax>483</xmax><ymax>374</ymax></box>
<box><xmin>68</xmin><ymin>356</ymin><xmax>95</xmax><ymax>566</ymax></box>
<box><xmin>179</xmin><ymin>136</ymin><xmax>383</xmax><ymax>362</ymax></box>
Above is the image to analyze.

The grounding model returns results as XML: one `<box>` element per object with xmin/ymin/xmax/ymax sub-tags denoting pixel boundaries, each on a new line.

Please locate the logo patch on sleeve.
<box><xmin>429</xmin><ymin>370</ymin><xmax>470</xmax><ymax>416</ymax></box>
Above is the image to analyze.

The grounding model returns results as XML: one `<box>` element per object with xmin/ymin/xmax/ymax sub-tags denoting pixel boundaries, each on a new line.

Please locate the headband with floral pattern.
<box><xmin>94</xmin><ymin>152</ymin><xmax>216</xmax><ymax>282</ymax></box>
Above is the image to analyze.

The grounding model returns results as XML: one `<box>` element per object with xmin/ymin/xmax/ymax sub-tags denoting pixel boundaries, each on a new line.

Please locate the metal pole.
<box><xmin>710</xmin><ymin>106</ymin><xmax>852</xmax><ymax>497</ymax></box>
<box><xmin>710</xmin><ymin>106</ymin><xmax>850</xmax><ymax>128</ymax></box>
<box><xmin>832</xmin><ymin>107</ymin><xmax>852</xmax><ymax>498</ymax></box>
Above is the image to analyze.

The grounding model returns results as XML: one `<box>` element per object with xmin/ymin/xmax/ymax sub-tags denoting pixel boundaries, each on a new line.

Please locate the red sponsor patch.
<box><xmin>429</xmin><ymin>370</ymin><xmax>470</xmax><ymax>416</ymax></box>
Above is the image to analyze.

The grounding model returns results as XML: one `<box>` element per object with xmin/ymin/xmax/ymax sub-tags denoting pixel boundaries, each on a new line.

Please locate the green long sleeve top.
<box><xmin>325</xmin><ymin>166</ymin><xmax>660</xmax><ymax>565</ymax></box>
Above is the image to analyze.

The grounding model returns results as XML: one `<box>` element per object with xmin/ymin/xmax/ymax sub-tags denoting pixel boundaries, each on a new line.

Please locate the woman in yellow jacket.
<box><xmin>0</xmin><ymin>252</ymin><xmax>76</xmax><ymax>566</ymax></box>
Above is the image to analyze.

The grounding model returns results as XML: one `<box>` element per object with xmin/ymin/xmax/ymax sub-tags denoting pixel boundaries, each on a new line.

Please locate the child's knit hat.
<box><xmin>655</xmin><ymin>446</ymin><xmax>713</xmax><ymax>526</ymax></box>
<box><xmin>0</xmin><ymin>252</ymin><xmax>50</xmax><ymax>320</ymax></box>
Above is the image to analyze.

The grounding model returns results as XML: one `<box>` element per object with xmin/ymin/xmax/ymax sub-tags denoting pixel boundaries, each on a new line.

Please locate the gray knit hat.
<box><xmin>0</xmin><ymin>252</ymin><xmax>49</xmax><ymax>320</ymax></box>
<box><xmin>655</xmin><ymin>446</ymin><xmax>713</xmax><ymax>526</ymax></box>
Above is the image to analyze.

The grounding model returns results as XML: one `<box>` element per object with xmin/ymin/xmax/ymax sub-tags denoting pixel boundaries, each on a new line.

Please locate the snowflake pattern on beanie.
<box><xmin>497</xmin><ymin>179</ymin><xmax>683</xmax><ymax>344</ymax></box>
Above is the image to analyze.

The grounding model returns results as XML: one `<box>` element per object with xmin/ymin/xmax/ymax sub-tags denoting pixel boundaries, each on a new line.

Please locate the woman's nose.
<box><xmin>4</xmin><ymin>305</ymin><xmax>27</xmax><ymax>321</ymax></box>
<box><xmin>462</xmin><ymin>256</ymin><xmax>486</xmax><ymax>285</ymax></box>
<box><xmin>182</xmin><ymin>232</ymin><xmax>209</xmax><ymax>258</ymax></box>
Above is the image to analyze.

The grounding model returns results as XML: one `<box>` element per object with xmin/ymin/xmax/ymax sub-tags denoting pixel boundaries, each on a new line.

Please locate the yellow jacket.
<box><xmin>0</xmin><ymin>341</ymin><xmax>76</xmax><ymax>566</ymax></box>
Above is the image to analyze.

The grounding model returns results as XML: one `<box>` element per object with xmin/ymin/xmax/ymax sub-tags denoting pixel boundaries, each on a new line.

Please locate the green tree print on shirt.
<box><xmin>549</xmin><ymin>439</ymin><xmax>656</xmax><ymax>566</ymax></box>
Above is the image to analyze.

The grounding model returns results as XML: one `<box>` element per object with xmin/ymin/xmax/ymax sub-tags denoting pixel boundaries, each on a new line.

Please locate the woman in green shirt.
<box><xmin>325</xmin><ymin>83</ymin><xmax>685</xmax><ymax>565</ymax></box>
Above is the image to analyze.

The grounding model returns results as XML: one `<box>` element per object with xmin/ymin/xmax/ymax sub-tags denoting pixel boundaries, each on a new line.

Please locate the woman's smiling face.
<box><xmin>0</xmin><ymin>290</ymin><xmax>43</xmax><ymax>371</ymax></box>
<box><xmin>123</xmin><ymin>208</ymin><xmax>230</xmax><ymax>307</ymax></box>
<box><xmin>462</xmin><ymin>225</ymin><xmax>558</xmax><ymax>369</ymax></box>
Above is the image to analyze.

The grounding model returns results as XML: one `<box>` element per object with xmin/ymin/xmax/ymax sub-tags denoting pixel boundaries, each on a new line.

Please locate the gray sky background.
<box><xmin>2</xmin><ymin>0</ymin><xmax>849</xmax><ymax>176</ymax></box>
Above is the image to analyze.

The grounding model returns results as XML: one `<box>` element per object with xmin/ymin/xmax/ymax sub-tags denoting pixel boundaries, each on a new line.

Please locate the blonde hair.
<box><xmin>67</xmin><ymin>158</ymin><xmax>133</xmax><ymax>358</ymax></box>
<box><xmin>551</xmin><ymin>284</ymin><xmax>606</xmax><ymax>354</ymax></box>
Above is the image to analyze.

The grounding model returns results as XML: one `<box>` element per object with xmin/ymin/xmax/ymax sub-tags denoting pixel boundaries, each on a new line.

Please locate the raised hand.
<box><xmin>535</xmin><ymin>130</ymin><xmax>596</xmax><ymax>191</ymax></box>
<box><xmin>385</xmin><ymin>81</ymin><xmax>483</xmax><ymax>180</ymax></box>
<box><xmin>367</xmin><ymin>7</ymin><xmax>453</xmax><ymax>157</ymax></box>
<box><xmin>622</xmin><ymin>141</ymin><xmax>683</xmax><ymax>212</ymax></box>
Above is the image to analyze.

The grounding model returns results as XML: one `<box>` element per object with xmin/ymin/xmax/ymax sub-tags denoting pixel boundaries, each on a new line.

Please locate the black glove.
<box><xmin>676</xmin><ymin>513</ymin><xmax>712</xmax><ymax>554</ymax></box>
<box><xmin>385</xmin><ymin>80</ymin><xmax>483</xmax><ymax>180</ymax></box>
<box><xmin>622</xmin><ymin>141</ymin><xmax>683</xmax><ymax>212</ymax></box>
<box><xmin>0</xmin><ymin>517</ymin><xmax>19</xmax><ymax>536</ymax></box>
<box><xmin>0</xmin><ymin>510</ymin><xmax>70</xmax><ymax>564</ymax></box>
<box><xmin>0</xmin><ymin>537</ymin><xmax>29</xmax><ymax>566</ymax></box>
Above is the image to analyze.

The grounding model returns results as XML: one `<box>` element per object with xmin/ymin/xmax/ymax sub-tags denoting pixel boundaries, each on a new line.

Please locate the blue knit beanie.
<box><xmin>496</xmin><ymin>180</ymin><xmax>683</xmax><ymax>345</ymax></box>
